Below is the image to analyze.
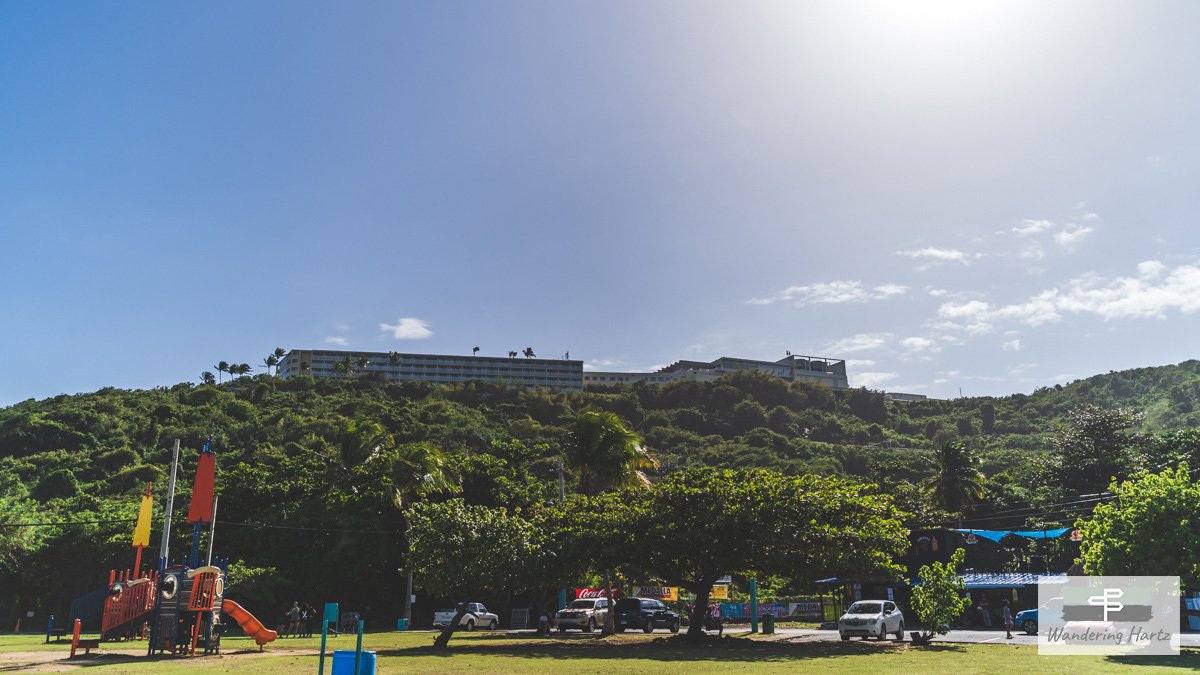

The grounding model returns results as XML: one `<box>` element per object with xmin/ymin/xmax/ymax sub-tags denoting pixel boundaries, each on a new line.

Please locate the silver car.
<box><xmin>556</xmin><ymin>598</ymin><xmax>609</xmax><ymax>632</ymax></box>
<box><xmin>839</xmin><ymin>600</ymin><xmax>904</xmax><ymax>641</ymax></box>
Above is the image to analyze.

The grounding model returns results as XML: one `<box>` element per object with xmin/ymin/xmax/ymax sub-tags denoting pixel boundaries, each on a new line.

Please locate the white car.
<box><xmin>839</xmin><ymin>600</ymin><xmax>904</xmax><ymax>641</ymax></box>
<box><xmin>556</xmin><ymin>598</ymin><xmax>609</xmax><ymax>632</ymax></box>
<box><xmin>432</xmin><ymin>602</ymin><xmax>499</xmax><ymax>631</ymax></box>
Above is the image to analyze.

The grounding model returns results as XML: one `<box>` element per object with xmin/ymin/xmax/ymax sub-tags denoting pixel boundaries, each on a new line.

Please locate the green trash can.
<box><xmin>762</xmin><ymin>614</ymin><xmax>774</xmax><ymax>634</ymax></box>
<box><xmin>395</xmin><ymin>618</ymin><xmax>409</xmax><ymax>631</ymax></box>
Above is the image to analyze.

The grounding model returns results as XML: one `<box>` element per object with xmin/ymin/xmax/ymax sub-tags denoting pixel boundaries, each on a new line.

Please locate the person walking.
<box><xmin>979</xmin><ymin>596</ymin><xmax>992</xmax><ymax>628</ymax></box>
<box><xmin>1002</xmin><ymin>600</ymin><xmax>1014</xmax><ymax>639</ymax></box>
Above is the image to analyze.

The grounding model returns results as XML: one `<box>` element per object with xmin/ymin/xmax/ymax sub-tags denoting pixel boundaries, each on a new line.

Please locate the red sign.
<box><xmin>574</xmin><ymin>588</ymin><xmax>621</xmax><ymax>600</ymax></box>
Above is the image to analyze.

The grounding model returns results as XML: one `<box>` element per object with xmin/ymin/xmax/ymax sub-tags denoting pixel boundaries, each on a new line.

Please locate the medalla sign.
<box><xmin>1038</xmin><ymin>576</ymin><xmax>1179</xmax><ymax>656</ymax></box>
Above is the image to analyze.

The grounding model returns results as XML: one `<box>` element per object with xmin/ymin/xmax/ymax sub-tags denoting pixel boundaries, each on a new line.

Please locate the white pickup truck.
<box><xmin>433</xmin><ymin>603</ymin><xmax>499</xmax><ymax>631</ymax></box>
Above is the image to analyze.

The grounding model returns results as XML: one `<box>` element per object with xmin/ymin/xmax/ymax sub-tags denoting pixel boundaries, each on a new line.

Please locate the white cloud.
<box><xmin>825</xmin><ymin>332</ymin><xmax>893</xmax><ymax>353</ymax></box>
<box><xmin>1053</xmin><ymin>224</ymin><xmax>1095</xmax><ymax>248</ymax></box>
<box><xmin>583</xmin><ymin>358</ymin><xmax>621</xmax><ymax>371</ymax></box>
<box><xmin>855</xmin><ymin>372</ymin><xmax>898</xmax><ymax>389</ymax></box>
<box><xmin>899</xmin><ymin>336</ymin><xmax>939</xmax><ymax>352</ymax></box>
<box><xmin>333</xmin><ymin>322</ymin><xmax>350</xmax><ymax>331</ymax></box>
<box><xmin>895</xmin><ymin>247</ymin><xmax>969</xmax><ymax>265</ymax></box>
<box><xmin>1020</xmin><ymin>241</ymin><xmax>1046</xmax><ymax>260</ymax></box>
<box><xmin>379</xmin><ymin>317</ymin><xmax>433</xmax><ymax>340</ymax></box>
<box><xmin>1013</xmin><ymin>219</ymin><xmax>1054</xmax><ymax>236</ymax></box>
<box><xmin>747</xmin><ymin>281</ymin><xmax>907</xmax><ymax>306</ymax></box>
<box><xmin>324</xmin><ymin>336</ymin><xmax>349</xmax><ymax>346</ymax></box>
<box><xmin>845</xmin><ymin>359</ymin><xmax>877</xmax><ymax>368</ymax></box>
<box><xmin>1081</xmin><ymin>212</ymin><xmax>1100</xmax><ymax>221</ymax></box>
<box><xmin>934</xmin><ymin>261</ymin><xmax>1200</xmax><ymax>331</ymax></box>
<box><xmin>1001</xmin><ymin>339</ymin><xmax>1022</xmax><ymax>352</ymax></box>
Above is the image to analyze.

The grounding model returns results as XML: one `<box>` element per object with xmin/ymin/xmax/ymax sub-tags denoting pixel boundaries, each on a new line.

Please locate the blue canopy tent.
<box><xmin>952</xmin><ymin>528</ymin><xmax>1071</xmax><ymax>543</ymax></box>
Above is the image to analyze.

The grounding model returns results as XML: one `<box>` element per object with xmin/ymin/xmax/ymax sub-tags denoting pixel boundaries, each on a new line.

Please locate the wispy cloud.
<box><xmin>1001</xmin><ymin>339</ymin><xmax>1022</xmax><ymax>352</ymax></box>
<box><xmin>379</xmin><ymin>317</ymin><xmax>433</xmax><ymax>340</ymax></box>
<box><xmin>826</xmin><ymin>332</ymin><xmax>893</xmax><ymax>353</ymax></box>
<box><xmin>747</xmin><ymin>281</ymin><xmax>908</xmax><ymax>306</ymax></box>
<box><xmin>1053</xmin><ymin>224</ymin><xmax>1095</xmax><ymax>248</ymax></box>
<box><xmin>934</xmin><ymin>260</ymin><xmax>1200</xmax><ymax>332</ymax></box>
<box><xmin>855</xmin><ymin>372</ymin><xmax>898</xmax><ymax>389</ymax></box>
<box><xmin>895</xmin><ymin>247</ymin><xmax>971</xmax><ymax>268</ymax></box>
<box><xmin>324</xmin><ymin>336</ymin><xmax>349</xmax><ymax>346</ymax></box>
<box><xmin>1013</xmin><ymin>219</ymin><xmax>1054</xmax><ymax>236</ymax></box>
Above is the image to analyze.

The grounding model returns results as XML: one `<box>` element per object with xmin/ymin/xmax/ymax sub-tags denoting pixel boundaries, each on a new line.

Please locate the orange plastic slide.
<box><xmin>222</xmin><ymin>599</ymin><xmax>279</xmax><ymax>646</ymax></box>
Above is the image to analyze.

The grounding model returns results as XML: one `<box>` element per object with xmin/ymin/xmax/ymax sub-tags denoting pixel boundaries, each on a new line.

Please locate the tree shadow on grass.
<box><xmin>378</xmin><ymin>634</ymin><xmax>968</xmax><ymax>663</ymax></box>
<box><xmin>1107</xmin><ymin>648</ymin><xmax>1200</xmax><ymax>670</ymax></box>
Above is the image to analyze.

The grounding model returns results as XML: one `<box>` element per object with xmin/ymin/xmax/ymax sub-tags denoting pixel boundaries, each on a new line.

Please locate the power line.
<box><xmin>0</xmin><ymin>518</ymin><xmax>136</xmax><ymax>528</ymax></box>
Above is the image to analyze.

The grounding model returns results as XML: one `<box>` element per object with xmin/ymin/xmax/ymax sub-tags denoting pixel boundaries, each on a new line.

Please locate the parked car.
<box><xmin>1015</xmin><ymin>596</ymin><xmax>1063</xmax><ymax>635</ymax></box>
<box><xmin>613</xmin><ymin>597</ymin><xmax>680</xmax><ymax>633</ymax></box>
<box><xmin>432</xmin><ymin>602</ymin><xmax>498</xmax><ymax>631</ymax></box>
<box><xmin>838</xmin><ymin>600</ymin><xmax>904</xmax><ymax>641</ymax></box>
<box><xmin>556</xmin><ymin>597</ymin><xmax>609</xmax><ymax>632</ymax></box>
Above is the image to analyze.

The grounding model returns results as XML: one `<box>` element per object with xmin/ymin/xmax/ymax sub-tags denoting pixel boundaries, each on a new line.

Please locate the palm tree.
<box><xmin>508</xmin><ymin>351</ymin><xmax>518</xmax><ymax>359</ymax></box>
<box><xmin>272</xmin><ymin>347</ymin><xmax>286</xmax><ymax>361</ymax></box>
<box><xmin>523</xmin><ymin>347</ymin><xmax>535</xmax><ymax>359</ymax></box>
<box><xmin>356</xmin><ymin>355</ymin><xmax>371</xmax><ymax>375</ymax></box>
<box><xmin>262</xmin><ymin>354</ymin><xmax>278</xmax><ymax>376</ymax></box>
<box><xmin>388</xmin><ymin>441</ymin><xmax>457</xmax><ymax>626</ymax></box>
<box><xmin>472</xmin><ymin>346</ymin><xmax>480</xmax><ymax>357</ymax></box>
<box><xmin>333</xmin><ymin>356</ymin><xmax>354</xmax><ymax>378</ymax></box>
<box><xmin>200</xmin><ymin>371</ymin><xmax>216</xmax><ymax>385</ymax></box>
<box><xmin>923</xmin><ymin>440</ymin><xmax>986</xmax><ymax>514</ymax></box>
<box><xmin>237</xmin><ymin>363</ymin><xmax>253</xmax><ymax>378</ymax></box>
<box><xmin>564</xmin><ymin>408</ymin><xmax>658</xmax><ymax>633</ymax></box>
<box><xmin>214</xmin><ymin>361</ymin><xmax>230</xmax><ymax>384</ymax></box>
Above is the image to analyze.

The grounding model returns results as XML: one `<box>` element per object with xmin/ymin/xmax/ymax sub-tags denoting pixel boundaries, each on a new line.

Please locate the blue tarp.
<box><xmin>954</xmin><ymin>528</ymin><xmax>1071</xmax><ymax>543</ymax></box>
<box><xmin>959</xmin><ymin>572</ymin><xmax>1067</xmax><ymax>589</ymax></box>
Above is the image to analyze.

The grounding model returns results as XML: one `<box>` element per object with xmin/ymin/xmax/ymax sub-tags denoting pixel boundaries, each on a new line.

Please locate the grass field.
<box><xmin>2</xmin><ymin>631</ymin><xmax>1198</xmax><ymax>674</ymax></box>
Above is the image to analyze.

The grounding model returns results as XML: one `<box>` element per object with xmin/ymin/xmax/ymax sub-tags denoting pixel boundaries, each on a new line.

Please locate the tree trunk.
<box><xmin>433</xmin><ymin>609</ymin><xmax>468</xmax><ymax>650</ymax></box>
<box><xmin>601</xmin><ymin>572</ymin><xmax>616</xmax><ymax>635</ymax></box>
<box><xmin>687</xmin><ymin>585</ymin><xmax>712</xmax><ymax>640</ymax></box>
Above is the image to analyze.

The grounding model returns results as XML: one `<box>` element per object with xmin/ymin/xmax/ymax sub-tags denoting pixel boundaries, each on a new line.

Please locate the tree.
<box><xmin>980</xmin><ymin>403</ymin><xmax>996</xmax><ymax>434</ymax></box>
<box><xmin>356</xmin><ymin>356</ymin><xmax>371</xmax><ymax>374</ymax></box>
<box><xmin>388</xmin><ymin>442</ymin><xmax>457</xmax><ymax>624</ymax></box>
<box><xmin>563</xmin><ymin>408</ymin><xmax>657</xmax><ymax>632</ymax></box>
<box><xmin>200</xmin><ymin>371</ymin><xmax>216</xmax><ymax>385</ymax></box>
<box><xmin>262</xmin><ymin>354</ymin><xmax>278</xmax><ymax>376</ymax></box>
<box><xmin>406</xmin><ymin>499</ymin><xmax>566</xmax><ymax>649</ymax></box>
<box><xmin>472</xmin><ymin>347</ymin><xmax>480</xmax><ymax>357</ymax></box>
<box><xmin>1051</xmin><ymin>405</ymin><xmax>1144</xmax><ymax>496</ymax></box>
<box><xmin>607</xmin><ymin>468</ymin><xmax>908</xmax><ymax>639</ymax></box>
<box><xmin>333</xmin><ymin>356</ymin><xmax>354</xmax><ymax>378</ymax></box>
<box><xmin>508</xmin><ymin>351</ymin><xmax>517</xmax><ymax>359</ymax></box>
<box><xmin>214</xmin><ymin>361</ymin><xmax>230</xmax><ymax>384</ymax></box>
<box><xmin>910</xmin><ymin>548</ymin><xmax>972</xmax><ymax>644</ymax></box>
<box><xmin>272</xmin><ymin>347</ymin><xmax>286</xmax><ymax>361</ymax></box>
<box><xmin>1078</xmin><ymin>465</ymin><xmax>1200</xmax><ymax>586</ymax></box>
<box><xmin>923</xmin><ymin>440</ymin><xmax>986</xmax><ymax>514</ymax></box>
<box><xmin>522</xmin><ymin>347</ymin><xmax>535</xmax><ymax>359</ymax></box>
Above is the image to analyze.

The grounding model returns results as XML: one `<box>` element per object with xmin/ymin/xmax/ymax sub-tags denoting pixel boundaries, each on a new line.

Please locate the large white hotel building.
<box><xmin>277</xmin><ymin>350</ymin><xmax>849</xmax><ymax>392</ymax></box>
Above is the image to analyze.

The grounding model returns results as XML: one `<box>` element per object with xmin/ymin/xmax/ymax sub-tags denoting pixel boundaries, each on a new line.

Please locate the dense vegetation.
<box><xmin>5</xmin><ymin>359</ymin><xmax>1200</xmax><ymax>628</ymax></box>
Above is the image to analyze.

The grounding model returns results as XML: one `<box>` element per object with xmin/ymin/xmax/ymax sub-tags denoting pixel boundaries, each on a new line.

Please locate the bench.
<box><xmin>70</xmin><ymin>638</ymin><xmax>100</xmax><ymax>657</ymax></box>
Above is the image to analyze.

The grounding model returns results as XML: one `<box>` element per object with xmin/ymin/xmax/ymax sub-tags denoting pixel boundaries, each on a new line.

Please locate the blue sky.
<box><xmin>5</xmin><ymin>0</ymin><xmax>1200</xmax><ymax>405</ymax></box>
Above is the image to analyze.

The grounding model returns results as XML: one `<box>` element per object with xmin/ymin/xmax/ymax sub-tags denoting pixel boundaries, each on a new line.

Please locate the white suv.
<box><xmin>555</xmin><ymin>598</ymin><xmax>609</xmax><ymax>632</ymax></box>
<box><xmin>839</xmin><ymin>600</ymin><xmax>904</xmax><ymax>641</ymax></box>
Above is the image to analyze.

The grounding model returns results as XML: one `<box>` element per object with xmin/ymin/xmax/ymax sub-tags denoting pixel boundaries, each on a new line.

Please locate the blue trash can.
<box><xmin>331</xmin><ymin>649</ymin><xmax>377</xmax><ymax>675</ymax></box>
<box><xmin>396</xmin><ymin>618</ymin><xmax>409</xmax><ymax>631</ymax></box>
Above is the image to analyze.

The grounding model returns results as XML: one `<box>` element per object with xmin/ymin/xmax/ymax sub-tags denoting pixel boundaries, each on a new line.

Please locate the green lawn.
<box><xmin>2</xmin><ymin>631</ymin><xmax>1198</xmax><ymax>674</ymax></box>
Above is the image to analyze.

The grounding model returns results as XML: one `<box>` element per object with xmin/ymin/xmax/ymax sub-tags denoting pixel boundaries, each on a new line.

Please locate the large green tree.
<box><xmin>1077</xmin><ymin>465</ymin><xmax>1200</xmax><ymax>585</ymax></box>
<box><xmin>608</xmin><ymin>468</ymin><xmax>909</xmax><ymax>639</ymax></box>
<box><xmin>910</xmin><ymin>547</ymin><xmax>971</xmax><ymax>643</ymax></box>
<box><xmin>1051</xmin><ymin>405</ymin><xmax>1144</xmax><ymax>496</ymax></box>
<box><xmin>407</xmin><ymin>499</ymin><xmax>571</xmax><ymax>649</ymax></box>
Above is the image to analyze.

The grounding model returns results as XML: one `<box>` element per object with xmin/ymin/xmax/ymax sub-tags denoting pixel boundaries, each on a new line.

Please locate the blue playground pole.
<box><xmin>355</xmin><ymin>620</ymin><xmax>364</xmax><ymax>674</ymax></box>
<box><xmin>45</xmin><ymin>615</ymin><xmax>53</xmax><ymax>644</ymax></box>
<box><xmin>318</xmin><ymin>602</ymin><xmax>338</xmax><ymax>675</ymax></box>
<box><xmin>750</xmin><ymin>578</ymin><xmax>759</xmax><ymax>634</ymax></box>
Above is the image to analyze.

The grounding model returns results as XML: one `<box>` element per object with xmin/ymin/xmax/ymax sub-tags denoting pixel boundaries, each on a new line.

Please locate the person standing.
<box><xmin>287</xmin><ymin>602</ymin><xmax>301</xmax><ymax>638</ymax></box>
<box><xmin>1002</xmin><ymin>600</ymin><xmax>1014</xmax><ymax>639</ymax></box>
<box><xmin>979</xmin><ymin>596</ymin><xmax>992</xmax><ymax>628</ymax></box>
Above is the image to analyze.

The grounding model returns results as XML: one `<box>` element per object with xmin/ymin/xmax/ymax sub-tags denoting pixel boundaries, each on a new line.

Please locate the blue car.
<box><xmin>1013</xmin><ymin>597</ymin><xmax>1063</xmax><ymax>635</ymax></box>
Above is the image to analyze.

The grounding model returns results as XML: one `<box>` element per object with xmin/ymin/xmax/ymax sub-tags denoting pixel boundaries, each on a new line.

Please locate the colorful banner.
<box><xmin>186</xmin><ymin>440</ymin><xmax>216</xmax><ymax>524</ymax></box>
<box><xmin>719</xmin><ymin>601</ymin><xmax>823</xmax><ymax>619</ymax></box>
<box><xmin>131</xmin><ymin>483</ymin><xmax>153</xmax><ymax>548</ymax></box>
<box><xmin>634</xmin><ymin>586</ymin><xmax>678</xmax><ymax>602</ymax></box>
<box><xmin>575</xmin><ymin>588</ymin><xmax>621</xmax><ymax>600</ymax></box>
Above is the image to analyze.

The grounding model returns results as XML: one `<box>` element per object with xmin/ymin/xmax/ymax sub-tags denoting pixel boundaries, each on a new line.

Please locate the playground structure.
<box><xmin>71</xmin><ymin>438</ymin><xmax>277</xmax><ymax>658</ymax></box>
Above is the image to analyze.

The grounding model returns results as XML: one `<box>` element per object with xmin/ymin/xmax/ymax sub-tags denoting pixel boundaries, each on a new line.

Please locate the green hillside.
<box><xmin>3</xmin><ymin>360</ymin><xmax>1200</xmax><ymax>626</ymax></box>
